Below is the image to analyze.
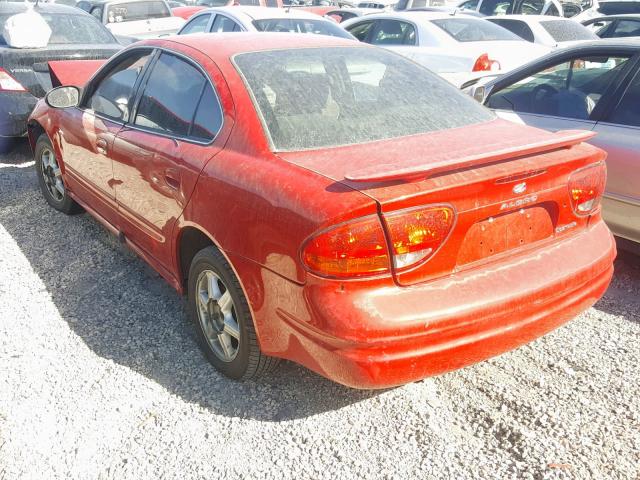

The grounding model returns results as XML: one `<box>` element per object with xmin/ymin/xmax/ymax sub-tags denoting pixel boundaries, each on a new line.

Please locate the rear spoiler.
<box><xmin>344</xmin><ymin>130</ymin><xmax>597</xmax><ymax>183</ymax></box>
<box><xmin>49</xmin><ymin>60</ymin><xmax>107</xmax><ymax>88</ymax></box>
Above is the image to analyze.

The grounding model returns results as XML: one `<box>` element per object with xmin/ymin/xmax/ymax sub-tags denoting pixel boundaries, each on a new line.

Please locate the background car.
<box><xmin>573</xmin><ymin>0</ymin><xmax>640</xmax><ymax>21</ymax></box>
<box><xmin>324</xmin><ymin>7</ymin><xmax>380</xmax><ymax>22</ymax></box>
<box><xmin>466</xmin><ymin>39</ymin><xmax>640</xmax><ymax>246</ymax></box>
<box><xmin>28</xmin><ymin>33</ymin><xmax>614</xmax><ymax>388</ymax></box>
<box><xmin>456</xmin><ymin>0</ymin><xmax>564</xmax><ymax>16</ymax></box>
<box><xmin>0</xmin><ymin>2</ymin><xmax>121</xmax><ymax>152</ymax></box>
<box><xmin>75</xmin><ymin>0</ymin><xmax>185</xmax><ymax>38</ymax></box>
<box><xmin>178</xmin><ymin>6</ymin><xmax>356</xmax><ymax>37</ymax></box>
<box><xmin>341</xmin><ymin>12</ymin><xmax>550</xmax><ymax>85</ymax></box>
<box><xmin>486</xmin><ymin>15</ymin><xmax>598</xmax><ymax>46</ymax></box>
<box><xmin>582</xmin><ymin>13</ymin><xmax>640</xmax><ymax>37</ymax></box>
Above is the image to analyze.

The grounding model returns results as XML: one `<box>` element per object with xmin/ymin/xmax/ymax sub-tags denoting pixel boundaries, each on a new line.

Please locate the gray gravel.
<box><xmin>1</xmin><ymin>139</ymin><xmax>639</xmax><ymax>480</ymax></box>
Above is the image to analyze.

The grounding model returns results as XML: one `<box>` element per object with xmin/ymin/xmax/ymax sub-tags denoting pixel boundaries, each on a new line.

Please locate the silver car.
<box><xmin>466</xmin><ymin>39</ymin><xmax>640</xmax><ymax>247</ymax></box>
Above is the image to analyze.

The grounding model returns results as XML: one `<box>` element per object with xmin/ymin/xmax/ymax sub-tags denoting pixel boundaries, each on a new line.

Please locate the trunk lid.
<box><xmin>279</xmin><ymin>119</ymin><xmax>606</xmax><ymax>285</ymax></box>
<box><xmin>0</xmin><ymin>44</ymin><xmax>120</xmax><ymax>97</ymax></box>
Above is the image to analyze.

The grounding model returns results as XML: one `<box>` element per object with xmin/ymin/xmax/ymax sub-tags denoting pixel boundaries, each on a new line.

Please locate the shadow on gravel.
<box><xmin>0</xmin><ymin>146</ymin><xmax>381</xmax><ymax>421</ymax></box>
<box><xmin>593</xmin><ymin>248</ymin><xmax>639</xmax><ymax>324</ymax></box>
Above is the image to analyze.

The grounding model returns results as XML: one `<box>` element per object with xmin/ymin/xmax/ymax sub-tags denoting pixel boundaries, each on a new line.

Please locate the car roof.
<box><xmin>156</xmin><ymin>31</ymin><xmax>359</xmax><ymax>57</ymax></box>
<box><xmin>198</xmin><ymin>6</ymin><xmax>325</xmax><ymax>20</ymax></box>
<box><xmin>0</xmin><ymin>2</ymin><xmax>86</xmax><ymax>14</ymax></box>
<box><xmin>486</xmin><ymin>14</ymin><xmax>575</xmax><ymax>22</ymax></box>
<box><xmin>347</xmin><ymin>10</ymin><xmax>483</xmax><ymax>21</ymax></box>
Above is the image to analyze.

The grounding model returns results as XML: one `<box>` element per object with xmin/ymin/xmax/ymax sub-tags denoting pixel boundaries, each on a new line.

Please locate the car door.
<box><xmin>60</xmin><ymin>49</ymin><xmax>154</xmax><ymax>227</ymax></box>
<box><xmin>110</xmin><ymin>50</ymin><xmax>226</xmax><ymax>270</ymax></box>
<box><xmin>592</xmin><ymin>68</ymin><xmax>640</xmax><ymax>243</ymax></box>
<box><xmin>486</xmin><ymin>54</ymin><xmax>634</xmax><ymax>133</ymax></box>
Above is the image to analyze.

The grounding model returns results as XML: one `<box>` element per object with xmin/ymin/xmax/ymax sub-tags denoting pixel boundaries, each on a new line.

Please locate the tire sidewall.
<box><xmin>188</xmin><ymin>249</ymin><xmax>251</xmax><ymax>379</ymax></box>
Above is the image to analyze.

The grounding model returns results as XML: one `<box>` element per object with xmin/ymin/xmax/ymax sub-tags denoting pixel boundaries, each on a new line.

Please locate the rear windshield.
<box><xmin>431</xmin><ymin>18</ymin><xmax>521</xmax><ymax>42</ymax></box>
<box><xmin>0</xmin><ymin>12</ymin><xmax>115</xmax><ymax>45</ymax></box>
<box><xmin>233</xmin><ymin>47</ymin><xmax>493</xmax><ymax>151</ymax></box>
<box><xmin>252</xmin><ymin>19</ymin><xmax>354</xmax><ymax>38</ymax></box>
<box><xmin>106</xmin><ymin>1</ymin><xmax>170</xmax><ymax>22</ymax></box>
<box><xmin>540</xmin><ymin>20</ymin><xmax>598</xmax><ymax>42</ymax></box>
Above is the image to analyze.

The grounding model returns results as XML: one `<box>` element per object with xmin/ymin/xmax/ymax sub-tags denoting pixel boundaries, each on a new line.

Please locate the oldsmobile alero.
<box><xmin>27</xmin><ymin>33</ymin><xmax>616</xmax><ymax>388</ymax></box>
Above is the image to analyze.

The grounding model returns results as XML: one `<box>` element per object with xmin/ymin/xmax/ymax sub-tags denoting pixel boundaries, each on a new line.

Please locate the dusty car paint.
<box><xmin>28</xmin><ymin>33</ymin><xmax>615</xmax><ymax>388</ymax></box>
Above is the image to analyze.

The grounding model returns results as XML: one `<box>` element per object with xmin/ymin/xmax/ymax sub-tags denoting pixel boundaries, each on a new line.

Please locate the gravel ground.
<box><xmin>1</xmin><ymin>140</ymin><xmax>639</xmax><ymax>480</ymax></box>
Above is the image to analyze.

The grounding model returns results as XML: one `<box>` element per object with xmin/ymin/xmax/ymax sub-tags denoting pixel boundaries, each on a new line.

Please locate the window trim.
<box><xmin>127</xmin><ymin>48</ymin><xmax>225</xmax><ymax>146</ymax></box>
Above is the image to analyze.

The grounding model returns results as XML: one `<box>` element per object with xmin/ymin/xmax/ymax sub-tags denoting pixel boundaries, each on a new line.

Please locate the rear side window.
<box><xmin>134</xmin><ymin>53</ymin><xmax>222</xmax><ymax>141</ymax></box>
<box><xmin>607</xmin><ymin>71</ymin><xmax>640</xmax><ymax>126</ymax></box>
<box><xmin>211</xmin><ymin>15</ymin><xmax>241</xmax><ymax>32</ymax></box>
<box><xmin>371</xmin><ymin>20</ymin><xmax>416</xmax><ymax>46</ymax></box>
<box><xmin>540</xmin><ymin>20</ymin><xmax>598</xmax><ymax>42</ymax></box>
<box><xmin>106</xmin><ymin>1</ymin><xmax>170</xmax><ymax>23</ymax></box>
<box><xmin>431</xmin><ymin>18</ymin><xmax>520</xmax><ymax>42</ymax></box>
<box><xmin>180</xmin><ymin>14</ymin><xmax>211</xmax><ymax>34</ymax></box>
<box><xmin>487</xmin><ymin>19</ymin><xmax>534</xmax><ymax>42</ymax></box>
<box><xmin>88</xmin><ymin>50</ymin><xmax>153</xmax><ymax>121</ymax></box>
<box><xmin>608</xmin><ymin>19</ymin><xmax>640</xmax><ymax>37</ymax></box>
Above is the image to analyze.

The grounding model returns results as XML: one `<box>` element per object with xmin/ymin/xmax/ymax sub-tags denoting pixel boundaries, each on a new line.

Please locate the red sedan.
<box><xmin>28</xmin><ymin>34</ymin><xmax>615</xmax><ymax>388</ymax></box>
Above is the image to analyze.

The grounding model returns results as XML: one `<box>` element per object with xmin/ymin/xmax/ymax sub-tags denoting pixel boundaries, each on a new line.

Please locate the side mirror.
<box><xmin>45</xmin><ymin>86</ymin><xmax>80</xmax><ymax>109</ymax></box>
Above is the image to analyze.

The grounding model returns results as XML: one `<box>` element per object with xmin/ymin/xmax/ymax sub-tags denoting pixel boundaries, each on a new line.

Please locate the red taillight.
<box><xmin>0</xmin><ymin>68</ymin><xmax>26</xmax><ymax>92</ymax></box>
<box><xmin>301</xmin><ymin>215</ymin><xmax>390</xmax><ymax>278</ymax></box>
<box><xmin>568</xmin><ymin>162</ymin><xmax>606</xmax><ymax>216</ymax></box>
<box><xmin>472</xmin><ymin>53</ymin><xmax>501</xmax><ymax>72</ymax></box>
<box><xmin>383</xmin><ymin>206</ymin><xmax>455</xmax><ymax>270</ymax></box>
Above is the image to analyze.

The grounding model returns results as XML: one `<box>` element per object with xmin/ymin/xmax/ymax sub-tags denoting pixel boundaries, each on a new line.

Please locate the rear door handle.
<box><xmin>96</xmin><ymin>138</ymin><xmax>108</xmax><ymax>155</ymax></box>
<box><xmin>164</xmin><ymin>169</ymin><xmax>181</xmax><ymax>190</ymax></box>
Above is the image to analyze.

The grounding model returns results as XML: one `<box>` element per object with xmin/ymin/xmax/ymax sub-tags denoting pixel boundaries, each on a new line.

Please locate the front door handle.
<box><xmin>164</xmin><ymin>169</ymin><xmax>181</xmax><ymax>190</ymax></box>
<box><xmin>96</xmin><ymin>138</ymin><xmax>108</xmax><ymax>155</ymax></box>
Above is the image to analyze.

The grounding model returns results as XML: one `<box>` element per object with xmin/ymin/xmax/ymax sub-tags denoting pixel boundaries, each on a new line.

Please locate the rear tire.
<box><xmin>188</xmin><ymin>246</ymin><xmax>279</xmax><ymax>380</ymax></box>
<box><xmin>34</xmin><ymin>134</ymin><xmax>82</xmax><ymax>214</ymax></box>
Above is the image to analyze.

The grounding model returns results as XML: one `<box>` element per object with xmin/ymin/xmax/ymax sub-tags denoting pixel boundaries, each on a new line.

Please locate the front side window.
<box><xmin>233</xmin><ymin>46</ymin><xmax>493</xmax><ymax>151</ymax></box>
<box><xmin>134</xmin><ymin>53</ymin><xmax>222</xmax><ymax>141</ymax></box>
<box><xmin>87</xmin><ymin>50</ymin><xmax>152</xmax><ymax>121</ymax></box>
<box><xmin>431</xmin><ymin>18</ymin><xmax>520</xmax><ymax>42</ymax></box>
<box><xmin>478</xmin><ymin>0</ymin><xmax>514</xmax><ymax>15</ymax></box>
<box><xmin>371</xmin><ymin>20</ymin><xmax>416</xmax><ymax>46</ymax></box>
<box><xmin>180</xmin><ymin>14</ymin><xmax>211</xmax><ymax>34</ymax></box>
<box><xmin>459</xmin><ymin>0</ymin><xmax>479</xmax><ymax>9</ymax></box>
<box><xmin>607</xmin><ymin>71</ymin><xmax>640</xmax><ymax>126</ymax></box>
<box><xmin>211</xmin><ymin>15</ymin><xmax>241</xmax><ymax>32</ymax></box>
<box><xmin>106</xmin><ymin>1</ymin><xmax>170</xmax><ymax>23</ymax></box>
<box><xmin>487</xmin><ymin>56</ymin><xmax>630</xmax><ymax>119</ymax></box>
<box><xmin>346</xmin><ymin>20</ymin><xmax>374</xmax><ymax>41</ymax></box>
<box><xmin>252</xmin><ymin>18</ymin><xmax>353</xmax><ymax>38</ymax></box>
<box><xmin>608</xmin><ymin>19</ymin><xmax>640</xmax><ymax>37</ymax></box>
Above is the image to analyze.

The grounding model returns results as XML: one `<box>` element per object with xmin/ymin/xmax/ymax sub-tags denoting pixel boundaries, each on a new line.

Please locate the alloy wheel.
<box><xmin>40</xmin><ymin>148</ymin><xmax>64</xmax><ymax>202</ymax></box>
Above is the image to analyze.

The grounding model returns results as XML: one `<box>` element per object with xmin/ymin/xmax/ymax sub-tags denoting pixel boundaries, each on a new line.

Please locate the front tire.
<box><xmin>188</xmin><ymin>246</ymin><xmax>279</xmax><ymax>380</ymax></box>
<box><xmin>34</xmin><ymin>134</ymin><xmax>82</xmax><ymax>214</ymax></box>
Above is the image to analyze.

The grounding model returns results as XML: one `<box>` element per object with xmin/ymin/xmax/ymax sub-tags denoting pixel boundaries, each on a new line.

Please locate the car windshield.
<box><xmin>431</xmin><ymin>18</ymin><xmax>521</xmax><ymax>42</ymax></box>
<box><xmin>252</xmin><ymin>18</ymin><xmax>355</xmax><ymax>38</ymax></box>
<box><xmin>540</xmin><ymin>20</ymin><xmax>598</xmax><ymax>41</ymax></box>
<box><xmin>106</xmin><ymin>1</ymin><xmax>170</xmax><ymax>23</ymax></box>
<box><xmin>0</xmin><ymin>12</ymin><xmax>115</xmax><ymax>45</ymax></box>
<box><xmin>233</xmin><ymin>46</ymin><xmax>493</xmax><ymax>151</ymax></box>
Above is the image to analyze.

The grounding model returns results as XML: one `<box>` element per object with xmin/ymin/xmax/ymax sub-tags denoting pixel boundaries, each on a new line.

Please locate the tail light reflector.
<box><xmin>383</xmin><ymin>206</ymin><xmax>455</xmax><ymax>270</ymax></box>
<box><xmin>301</xmin><ymin>215</ymin><xmax>390</xmax><ymax>278</ymax></box>
<box><xmin>472</xmin><ymin>54</ymin><xmax>501</xmax><ymax>72</ymax></box>
<box><xmin>568</xmin><ymin>162</ymin><xmax>606</xmax><ymax>216</ymax></box>
<box><xmin>0</xmin><ymin>68</ymin><xmax>26</xmax><ymax>92</ymax></box>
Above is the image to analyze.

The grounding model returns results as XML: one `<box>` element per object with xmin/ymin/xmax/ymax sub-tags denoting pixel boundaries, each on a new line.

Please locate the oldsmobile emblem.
<box><xmin>512</xmin><ymin>182</ymin><xmax>527</xmax><ymax>195</ymax></box>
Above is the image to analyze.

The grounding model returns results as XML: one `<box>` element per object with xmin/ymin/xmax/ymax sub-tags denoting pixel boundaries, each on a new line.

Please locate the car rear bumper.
<box><xmin>252</xmin><ymin>220</ymin><xmax>615</xmax><ymax>389</ymax></box>
<box><xmin>0</xmin><ymin>92</ymin><xmax>38</xmax><ymax>138</ymax></box>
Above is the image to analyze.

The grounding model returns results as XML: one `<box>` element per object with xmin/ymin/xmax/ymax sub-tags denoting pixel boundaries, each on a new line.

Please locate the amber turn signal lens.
<box><xmin>302</xmin><ymin>215</ymin><xmax>390</xmax><ymax>278</ymax></box>
<box><xmin>568</xmin><ymin>162</ymin><xmax>606</xmax><ymax>216</ymax></box>
<box><xmin>383</xmin><ymin>206</ymin><xmax>455</xmax><ymax>270</ymax></box>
